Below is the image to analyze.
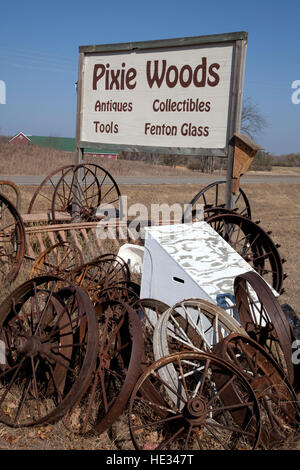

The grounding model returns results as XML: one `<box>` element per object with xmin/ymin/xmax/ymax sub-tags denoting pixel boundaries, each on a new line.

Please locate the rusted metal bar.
<box><xmin>0</xmin><ymin>180</ymin><xmax>22</xmax><ymax>212</ymax></box>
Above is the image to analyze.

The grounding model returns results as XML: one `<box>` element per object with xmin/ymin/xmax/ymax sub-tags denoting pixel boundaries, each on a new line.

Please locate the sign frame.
<box><xmin>75</xmin><ymin>31</ymin><xmax>248</xmax><ymax>208</ymax></box>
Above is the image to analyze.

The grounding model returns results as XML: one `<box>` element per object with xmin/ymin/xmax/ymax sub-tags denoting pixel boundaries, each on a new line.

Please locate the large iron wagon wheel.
<box><xmin>133</xmin><ymin>298</ymin><xmax>170</xmax><ymax>329</ymax></box>
<box><xmin>128</xmin><ymin>351</ymin><xmax>261</xmax><ymax>450</ymax></box>
<box><xmin>70</xmin><ymin>253</ymin><xmax>131</xmax><ymax>305</ymax></box>
<box><xmin>51</xmin><ymin>164</ymin><xmax>101</xmax><ymax>222</ymax></box>
<box><xmin>182</xmin><ymin>180</ymin><xmax>251</xmax><ymax>222</ymax></box>
<box><xmin>153</xmin><ymin>298</ymin><xmax>246</xmax><ymax>358</ymax></box>
<box><xmin>152</xmin><ymin>298</ymin><xmax>246</xmax><ymax>405</ymax></box>
<box><xmin>29</xmin><ymin>241</ymin><xmax>84</xmax><ymax>279</ymax></box>
<box><xmin>132</xmin><ymin>298</ymin><xmax>170</xmax><ymax>368</ymax></box>
<box><xmin>93</xmin><ymin>282</ymin><xmax>140</xmax><ymax>309</ymax></box>
<box><xmin>0</xmin><ymin>276</ymin><xmax>99</xmax><ymax>427</ymax></box>
<box><xmin>27</xmin><ymin>165</ymin><xmax>74</xmax><ymax>216</ymax></box>
<box><xmin>205</xmin><ymin>211</ymin><xmax>284</xmax><ymax>293</ymax></box>
<box><xmin>52</xmin><ymin>163</ymin><xmax>123</xmax><ymax>222</ymax></box>
<box><xmin>64</xmin><ymin>301</ymin><xmax>144</xmax><ymax>435</ymax></box>
<box><xmin>213</xmin><ymin>333</ymin><xmax>300</xmax><ymax>449</ymax></box>
<box><xmin>0</xmin><ymin>192</ymin><xmax>26</xmax><ymax>283</ymax></box>
<box><xmin>234</xmin><ymin>272</ymin><xmax>294</xmax><ymax>384</ymax></box>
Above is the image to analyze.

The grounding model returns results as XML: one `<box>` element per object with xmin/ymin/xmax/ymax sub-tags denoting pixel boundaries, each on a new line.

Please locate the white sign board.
<box><xmin>77</xmin><ymin>33</ymin><xmax>247</xmax><ymax>157</ymax></box>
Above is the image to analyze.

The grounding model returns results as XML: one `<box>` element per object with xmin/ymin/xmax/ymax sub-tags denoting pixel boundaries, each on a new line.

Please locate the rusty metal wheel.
<box><xmin>153</xmin><ymin>298</ymin><xmax>246</xmax><ymax>358</ymax></box>
<box><xmin>132</xmin><ymin>298</ymin><xmax>170</xmax><ymax>369</ymax></box>
<box><xmin>29</xmin><ymin>241</ymin><xmax>84</xmax><ymax>279</ymax></box>
<box><xmin>94</xmin><ymin>282</ymin><xmax>140</xmax><ymax>308</ymax></box>
<box><xmin>213</xmin><ymin>333</ymin><xmax>300</xmax><ymax>448</ymax></box>
<box><xmin>65</xmin><ymin>301</ymin><xmax>143</xmax><ymax>435</ymax></box>
<box><xmin>52</xmin><ymin>163</ymin><xmax>122</xmax><ymax>222</ymax></box>
<box><xmin>0</xmin><ymin>181</ymin><xmax>22</xmax><ymax>212</ymax></box>
<box><xmin>234</xmin><ymin>271</ymin><xmax>294</xmax><ymax>383</ymax></box>
<box><xmin>51</xmin><ymin>164</ymin><xmax>101</xmax><ymax>222</ymax></box>
<box><xmin>205</xmin><ymin>211</ymin><xmax>284</xmax><ymax>293</ymax></box>
<box><xmin>182</xmin><ymin>180</ymin><xmax>251</xmax><ymax>222</ymax></box>
<box><xmin>0</xmin><ymin>192</ymin><xmax>26</xmax><ymax>283</ymax></box>
<box><xmin>70</xmin><ymin>254</ymin><xmax>130</xmax><ymax>304</ymax></box>
<box><xmin>281</xmin><ymin>304</ymin><xmax>300</xmax><ymax>391</ymax></box>
<box><xmin>128</xmin><ymin>351</ymin><xmax>261</xmax><ymax>450</ymax></box>
<box><xmin>134</xmin><ymin>298</ymin><xmax>170</xmax><ymax>329</ymax></box>
<box><xmin>0</xmin><ymin>276</ymin><xmax>99</xmax><ymax>426</ymax></box>
<box><xmin>152</xmin><ymin>299</ymin><xmax>246</xmax><ymax>404</ymax></box>
<box><xmin>27</xmin><ymin>165</ymin><xmax>74</xmax><ymax>216</ymax></box>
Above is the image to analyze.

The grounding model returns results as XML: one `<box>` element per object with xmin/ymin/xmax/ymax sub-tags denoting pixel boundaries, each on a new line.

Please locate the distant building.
<box><xmin>8</xmin><ymin>132</ymin><xmax>31</xmax><ymax>144</ymax></box>
<box><xmin>8</xmin><ymin>133</ymin><xmax>118</xmax><ymax>159</ymax></box>
<box><xmin>84</xmin><ymin>151</ymin><xmax>117</xmax><ymax>160</ymax></box>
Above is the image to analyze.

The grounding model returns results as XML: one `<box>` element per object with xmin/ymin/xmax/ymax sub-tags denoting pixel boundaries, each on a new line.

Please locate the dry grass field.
<box><xmin>0</xmin><ymin>141</ymin><xmax>196</xmax><ymax>177</ymax></box>
<box><xmin>0</xmin><ymin>143</ymin><xmax>300</xmax><ymax>451</ymax></box>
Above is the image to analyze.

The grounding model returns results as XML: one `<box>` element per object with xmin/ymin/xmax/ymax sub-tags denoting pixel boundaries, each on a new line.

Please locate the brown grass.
<box><xmin>241</xmin><ymin>183</ymin><xmax>300</xmax><ymax>311</ymax></box>
<box><xmin>0</xmin><ymin>142</ymin><xmax>196</xmax><ymax>177</ymax></box>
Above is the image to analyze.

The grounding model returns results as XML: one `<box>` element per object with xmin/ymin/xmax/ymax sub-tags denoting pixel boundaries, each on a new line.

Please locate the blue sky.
<box><xmin>0</xmin><ymin>0</ymin><xmax>299</xmax><ymax>155</ymax></box>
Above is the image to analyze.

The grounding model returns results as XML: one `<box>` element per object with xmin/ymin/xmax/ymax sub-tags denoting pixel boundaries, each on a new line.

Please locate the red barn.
<box><xmin>9</xmin><ymin>132</ymin><xmax>31</xmax><ymax>145</ymax></box>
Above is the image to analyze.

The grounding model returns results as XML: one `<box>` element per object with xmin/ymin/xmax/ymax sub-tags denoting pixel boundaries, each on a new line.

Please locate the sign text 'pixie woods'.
<box><xmin>78</xmin><ymin>35</ymin><xmax>246</xmax><ymax>153</ymax></box>
<box><xmin>92</xmin><ymin>58</ymin><xmax>220</xmax><ymax>91</ymax></box>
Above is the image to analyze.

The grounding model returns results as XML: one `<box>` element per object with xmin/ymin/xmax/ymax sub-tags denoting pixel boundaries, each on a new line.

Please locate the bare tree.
<box><xmin>241</xmin><ymin>97</ymin><xmax>268</xmax><ymax>139</ymax></box>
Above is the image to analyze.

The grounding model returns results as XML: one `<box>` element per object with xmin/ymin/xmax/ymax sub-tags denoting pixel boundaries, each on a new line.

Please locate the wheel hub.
<box><xmin>185</xmin><ymin>397</ymin><xmax>208</xmax><ymax>424</ymax></box>
<box><xmin>15</xmin><ymin>336</ymin><xmax>51</xmax><ymax>356</ymax></box>
<box><xmin>16</xmin><ymin>336</ymin><xmax>40</xmax><ymax>355</ymax></box>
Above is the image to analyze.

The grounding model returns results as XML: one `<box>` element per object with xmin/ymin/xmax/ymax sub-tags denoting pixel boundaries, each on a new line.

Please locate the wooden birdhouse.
<box><xmin>232</xmin><ymin>133</ymin><xmax>263</xmax><ymax>194</ymax></box>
